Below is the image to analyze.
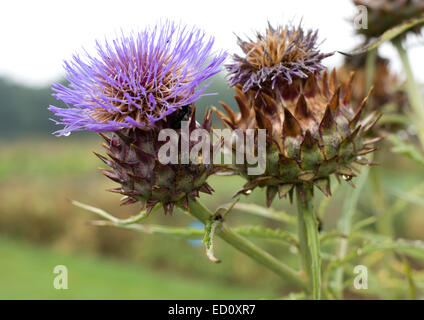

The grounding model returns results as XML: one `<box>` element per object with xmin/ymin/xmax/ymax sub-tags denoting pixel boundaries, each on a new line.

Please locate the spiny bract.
<box><xmin>95</xmin><ymin>108</ymin><xmax>215</xmax><ymax>215</ymax></box>
<box><xmin>216</xmin><ymin>69</ymin><xmax>382</xmax><ymax>206</ymax></box>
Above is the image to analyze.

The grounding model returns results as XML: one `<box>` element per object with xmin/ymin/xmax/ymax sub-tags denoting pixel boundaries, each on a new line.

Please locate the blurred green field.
<box><xmin>0</xmin><ymin>236</ymin><xmax>275</xmax><ymax>299</ymax></box>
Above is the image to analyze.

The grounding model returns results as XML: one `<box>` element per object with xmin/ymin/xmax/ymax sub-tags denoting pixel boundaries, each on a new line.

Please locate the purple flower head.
<box><xmin>226</xmin><ymin>23</ymin><xmax>333</xmax><ymax>93</ymax></box>
<box><xmin>49</xmin><ymin>21</ymin><xmax>227</xmax><ymax>136</ymax></box>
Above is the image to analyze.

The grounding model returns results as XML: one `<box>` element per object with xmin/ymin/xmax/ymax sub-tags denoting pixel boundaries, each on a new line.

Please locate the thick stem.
<box><xmin>394</xmin><ymin>39</ymin><xmax>424</xmax><ymax>149</ymax></box>
<box><xmin>187</xmin><ymin>198</ymin><xmax>307</xmax><ymax>291</ymax></box>
<box><xmin>295</xmin><ymin>184</ymin><xmax>321</xmax><ymax>300</ymax></box>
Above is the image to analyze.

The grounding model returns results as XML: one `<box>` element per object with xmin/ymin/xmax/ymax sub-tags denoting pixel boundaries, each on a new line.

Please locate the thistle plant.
<box><xmin>217</xmin><ymin>23</ymin><xmax>381</xmax><ymax>299</ymax></box>
<box><xmin>49</xmin><ymin>15</ymin><xmax>424</xmax><ymax>300</ymax></box>
<box><xmin>50</xmin><ymin>21</ymin><xmax>307</xmax><ymax>292</ymax></box>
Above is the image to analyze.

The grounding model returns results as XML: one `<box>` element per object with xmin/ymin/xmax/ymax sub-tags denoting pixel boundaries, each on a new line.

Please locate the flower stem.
<box><xmin>394</xmin><ymin>39</ymin><xmax>424</xmax><ymax>149</ymax></box>
<box><xmin>295</xmin><ymin>184</ymin><xmax>321</xmax><ymax>300</ymax></box>
<box><xmin>187</xmin><ymin>198</ymin><xmax>307</xmax><ymax>291</ymax></box>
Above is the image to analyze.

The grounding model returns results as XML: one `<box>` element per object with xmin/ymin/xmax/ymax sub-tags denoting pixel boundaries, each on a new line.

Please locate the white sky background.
<box><xmin>1</xmin><ymin>0</ymin><xmax>423</xmax><ymax>87</ymax></box>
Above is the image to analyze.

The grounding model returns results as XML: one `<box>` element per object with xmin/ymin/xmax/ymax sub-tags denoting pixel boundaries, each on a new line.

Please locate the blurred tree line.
<box><xmin>0</xmin><ymin>74</ymin><xmax>236</xmax><ymax>139</ymax></box>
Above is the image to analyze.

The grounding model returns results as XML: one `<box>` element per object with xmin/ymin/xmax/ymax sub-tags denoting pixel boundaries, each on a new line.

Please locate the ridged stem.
<box><xmin>394</xmin><ymin>39</ymin><xmax>424</xmax><ymax>149</ymax></box>
<box><xmin>187</xmin><ymin>198</ymin><xmax>307</xmax><ymax>291</ymax></box>
<box><xmin>295</xmin><ymin>184</ymin><xmax>321</xmax><ymax>300</ymax></box>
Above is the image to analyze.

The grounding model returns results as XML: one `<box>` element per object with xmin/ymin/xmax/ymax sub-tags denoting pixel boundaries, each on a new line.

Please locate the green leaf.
<box><xmin>402</xmin><ymin>256</ymin><xmax>417</xmax><ymax>300</ymax></box>
<box><xmin>389</xmin><ymin>188</ymin><xmax>424</xmax><ymax>208</ymax></box>
<box><xmin>233</xmin><ymin>202</ymin><xmax>296</xmax><ymax>224</ymax></box>
<box><xmin>72</xmin><ymin>199</ymin><xmax>158</xmax><ymax>224</ymax></box>
<box><xmin>91</xmin><ymin>221</ymin><xmax>204</xmax><ymax>239</ymax></box>
<box><xmin>341</xmin><ymin>15</ymin><xmax>424</xmax><ymax>56</ymax></box>
<box><xmin>233</xmin><ymin>225</ymin><xmax>298</xmax><ymax>247</ymax></box>
<box><xmin>389</xmin><ymin>134</ymin><xmax>424</xmax><ymax>167</ymax></box>
<box><xmin>352</xmin><ymin>216</ymin><xmax>377</xmax><ymax>232</ymax></box>
<box><xmin>328</xmin><ymin>236</ymin><xmax>424</xmax><ymax>271</ymax></box>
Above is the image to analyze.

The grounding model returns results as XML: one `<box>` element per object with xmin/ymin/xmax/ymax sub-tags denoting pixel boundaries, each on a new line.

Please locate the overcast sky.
<box><xmin>1</xmin><ymin>0</ymin><xmax>423</xmax><ymax>87</ymax></box>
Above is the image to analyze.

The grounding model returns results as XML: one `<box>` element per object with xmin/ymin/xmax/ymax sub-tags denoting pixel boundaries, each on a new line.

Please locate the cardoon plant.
<box><xmin>50</xmin><ymin>21</ymin><xmax>307</xmax><ymax>292</ymax></box>
<box><xmin>217</xmin><ymin>23</ymin><xmax>381</xmax><ymax>299</ymax></box>
<box><xmin>49</xmin><ymin>16</ymin><xmax>424</xmax><ymax>300</ymax></box>
<box><xmin>50</xmin><ymin>21</ymin><xmax>225</xmax><ymax>214</ymax></box>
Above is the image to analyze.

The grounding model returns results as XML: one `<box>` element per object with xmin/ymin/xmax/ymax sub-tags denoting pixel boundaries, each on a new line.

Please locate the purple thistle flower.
<box><xmin>49</xmin><ymin>21</ymin><xmax>226</xmax><ymax>136</ymax></box>
<box><xmin>226</xmin><ymin>23</ymin><xmax>333</xmax><ymax>93</ymax></box>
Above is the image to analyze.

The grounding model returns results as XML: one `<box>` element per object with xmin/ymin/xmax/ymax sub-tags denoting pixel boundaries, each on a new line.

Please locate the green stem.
<box><xmin>364</xmin><ymin>50</ymin><xmax>389</xmax><ymax>234</ymax></box>
<box><xmin>365</xmin><ymin>48</ymin><xmax>377</xmax><ymax>91</ymax></box>
<box><xmin>371</xmin><ymin>160</ymin><xmax>392</xmax><ymax>236</ymax></box>
<box><xmin>394</xmin><ymin>39</ymin><xmax>424</xmax><ymax>149</ymax></box>
<box><xmin>187</xmin><ymin>198</ymin><xmax>307</xmax><ymax>291</ymax></box>
<box><xmin>295</xmin><ymin>184</ymin><xmax>321</xmax><ymax>300</ymax></box>
<box><xmin>332</xmin><ymin>157</ymin><xmax>371</xmax><ymax>299</ymax></box>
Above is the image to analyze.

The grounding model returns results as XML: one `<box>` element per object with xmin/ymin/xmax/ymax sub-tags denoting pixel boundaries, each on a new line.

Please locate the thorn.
<box><xmin>266</xmin><ymin>186</ymin><xmax>278</xmax><ymax>207</ymax></box>
<box><xmin>314</xmin><ymin>178</ymin><xmax>331</xmax><ymax>197</ymax></box>
<box><xmin>329</xmin><ymin>68</ymin><xmax>338</xmax><ymax>91</ymax></box>
<box><xmin>278</xmin><ymin>184</ymin><xmax>294</xmax><ymax>199</ymax></box>
<box><xmin>283</xmin><ymin>108</ymin><xmax>302</xmax><ymax>137</ymax></box>
<box><xmin>93</xmin><ymin>151</ymin><xmax>112</xmax><ymax>166</ymax></box>
<box><xmin>350</xmin><ymin>86</ymin><xmax>374</xmax><ymax>127</ymax></box>
<box><xmin>319</xmin><ymin>105</ymin><xmax>335</xmax><ymax>132</ymax></box>
<box><xmin>344</xmin><ymin>72</ymin><xmax>355</xmax><ymax>105</ymax></box>
<box><xmin>295</xmin><ymin>94</ymin><xmax>310</xmax><ymax>120</ymax></box>
<box><xmin>329</xmin><ymin>87</ymin><xmax>341</xmax><ymax>112</ymax></box>
<box><xmin>98</xmin><ymin>132</ymin><xmax>111</xmax><ymax>144</ymax></box>
<box><xmin>100</xmin><ymin>168</ymin><xmax>122</xmax><ymax>183</ymax></box>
